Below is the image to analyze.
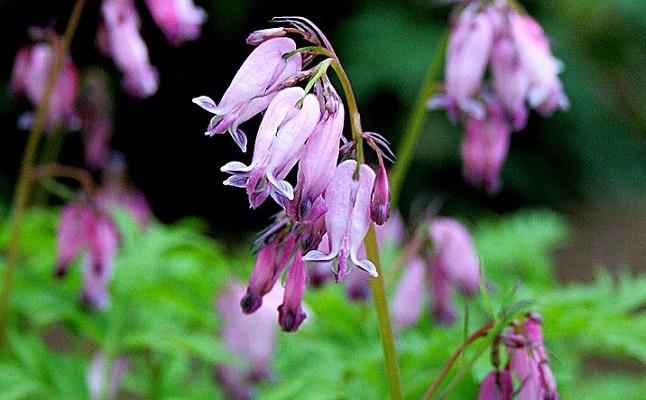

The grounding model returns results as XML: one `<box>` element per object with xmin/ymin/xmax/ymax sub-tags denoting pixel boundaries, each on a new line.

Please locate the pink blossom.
<box><xmin>10</xmin><ymin>41</ymin><xmax>79</xmax><ymax>132</ymax></box>
<box><xmin>291</xmin><ymin>89</ymin><xmax>344</xmax><ymax>223</ymax></box>
<box><xmin>216</xmin><ymin>281</ymin><xmax>282</xmax><ymax>399</ymax></box>
<box><xmin>508</xmin><ymin>13</ymin><xmax>568</xmax><ymax>116</ymax></box>
<box><xmin>392</xmin><ymin>256</ymin><xmax>425</xmax><ymax>328</ymax></box>
<box><xmin>478</xmin><ymin>370</ymin><xmax>513</xmax><ymax>400</ymax></box>
<box><xmin>98</xmin><ymin>0</ymin><xmax>159</xmax><ymax>98</ymax></box>
<box><xmin>444</xmin><ymin>4</ymin><xmax>495</xmax><ymax>119</ymax></box>
<box><xmin>461</xmin><ymin>99</ymin><xmax>512</xmax><ymax>194</ymax></box>
<box><xmin>278</xmin><ymin>249</ymin><xmax>307</xmax><ymax>331</ymax></box>
<box><xmin>192</xmin><ymin>38</ymin><xmax>303</xmax><ymax>152</ymax></box>
<box><xmin>428</xmin><ymin>217</ymin><xmax>480</xmax><ymax>296</ymax></box>
<box><xmin>303</xmin><ymin>160</ymin><xmax>377</xmax><ymax>280</ymax></box>
<box><xmin>220</xmin><ymin>87</ymin><xmax>321</xmax><ymax>209</ymax></box>
<box><xmin>491</xmin><ymin>33</ymin><xmax>529</xmax><ymax>130</ymax></box>
<box><xmin>55</xmin><ymin>201</ymin><xmax>95</xmax><ymax>277</ymax></box>
<box><xmin>144</xmin><ymin>0</ymin><xmax>206</xmax><ymax>46</ymax></box>
<box><xmin>428</xmin><ymin>256</ymin><xmax>456</xmax><ymax>325</ymax></box>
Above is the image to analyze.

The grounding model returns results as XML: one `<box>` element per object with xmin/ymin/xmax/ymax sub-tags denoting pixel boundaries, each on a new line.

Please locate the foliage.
<box><xmin>1</xmin><ymin>207</ymin><xmax>644</xmax><ymax>399</ymax></box>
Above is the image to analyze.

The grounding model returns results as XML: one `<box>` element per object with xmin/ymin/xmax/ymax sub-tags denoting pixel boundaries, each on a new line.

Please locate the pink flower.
<box><xmin>491</xmin><ymin>33</ymin><xmax>530</xmax><ymax>130</ymax></box>
<box><xmin>303</xmin><ymin>160</ymin><xmax>377</xmax><ymax>280</ymax></box>
<box><xmin>478</xmin><ymin>370</ymin><xmax>513</xmax><ymax>400</ymax></box>
<box><xmin>443</xmin><ymin>4</ymin><xmax>495</xmax><ymax>119</ymax></box>
<box><xmin>392</xmin><ymin>256</ymin><xmax>425</xmax><ymax>328</ymax></box>
<box><xmin>192</xmin><ymin>38</ymin><xmax>303</xmax><ymax>152</ymax></box>
<box><xmin>370</xmin><ymin>157</ymin><xmax>390</xmax><ymax>225</ymax></box>
<box><xmin>278</xmin><ymin>249</ymin><xmax>307</xmax><ymax>331</ymax></box>
<box><xmin>220</xmin><ymin>87</ymin><xmax>321</xmax><ymax>209</ymax></box>
<box><xmin>428</xmin><ymin>217</ymin><xmax>480</xmax><ymax>296</ymax></box>
<box><xmin>461</xmin><ymin>99</ymin><xmax>512</xmax><ymax>194</ymax></box>
<box><xmin>10</xmin><ymin>41</ymin><xmax>79</xmax><ymax>132</ymax></box>
<box><xmin>216</xmin><ymin>281</ymin><xmax>282</xmax><ymax>400</ymax></box>
<box><xmin>144</xmin><ymin>0</ymin><xmax>207</xmax><ymax>46</ymax></box>
<box><xmin>291</xmin><ymin>89</ymin><xmax>344</xmax><ymax>223</ymax></box>
<box><xmin>98</xmin><ymin>0</ymin><xmax>159</xmax><ymax>98</ymax></box>
<box><xmin>508</xmin><ymin>13</ymin><xmax>568</xmax><ymax>116</ymax></box>
<box><xmin>241</xmin><ymin>235</ymin><xmax>295</xmax><ymax>314</ymax></box>
<box><xmin>55</xmin><ymin>201</ymin><xmax>95</xmax><ymax>277</ymax></box>
<box><xmin>87</xmin><ymin>353</ymin><xmax>129</xmax><ymax>400</ymax></box>
<box><xmin>428</xmin><ymin>256</ymin><xmax>456</xmax><ymax>325</ymax></box>
<box><xmin>78</xmin><ymin>69</ymin><xmax>113</xmax><ymax>168</ymax></box>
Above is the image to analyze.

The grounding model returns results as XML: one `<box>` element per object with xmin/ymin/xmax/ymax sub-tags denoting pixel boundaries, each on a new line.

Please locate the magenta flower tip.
<box><xmin>370</xmin><ymin>159</ymin><xmax>391</xmax><ymax>226</ymax></box>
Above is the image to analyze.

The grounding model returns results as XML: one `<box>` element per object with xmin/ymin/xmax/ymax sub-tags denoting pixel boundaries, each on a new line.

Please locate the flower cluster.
<box><xmin>479</xmin><ymin>313</ymin><xmax>560</xmax><ymax>400</ymax></box>
<box><xmin>431</xmin><ymin>0</ymin><xmax>569</xmax><ymax>194</ymax></box>
<box><xmin>10</xmin><ymin>0</ymin><xmax>206</xmax><ymax>134</ymax></box>
<box><xmin>392</xmin><ymin>216</ymin><xmax>480</xmax><ymax>327</ymax></box>
<box><xmin>193</xmin><ymin>17</ymin><xmax>392</xmax><ymax>332</ymax></box>
<box><xmin>55</xmin><ymin>157</ymin><xmax>152</xmax><ymax>309</ymax></box>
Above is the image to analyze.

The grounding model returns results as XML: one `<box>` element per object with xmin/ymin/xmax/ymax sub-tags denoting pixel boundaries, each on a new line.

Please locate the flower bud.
<box><xmin>247</xmin><ymin>27</ymin><xmax>288</xmax><ymax>45</ymax></box>
<box><xmin>478</xmin><ymin>370</ymin><xmax>513</xmax><ymax>400</ymax></box>
<box><xmin>370</xmin><ymin>158</ymin><xmax>390</xmax><ymax>225</ymax></box>
<box><xmin>278</xmin><ymin>249</ymin><xmax>307</xmax><ymax>332</ymax></box>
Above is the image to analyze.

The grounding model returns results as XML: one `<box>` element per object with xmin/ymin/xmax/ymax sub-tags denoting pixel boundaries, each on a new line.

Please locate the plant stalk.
<box><xmin>389</xmin><ymin>33</ymin><xmax>448</xmax><ymax>207</ymax></box>
<box><xmin>330</xmin><ymin>58</ymin><xmax>403</xmax><ymax>400</ymax></box>
<box><xmin>0</xmin><ymin>0</ymin><xmax>87</xmax><ymax>343</ymax></box>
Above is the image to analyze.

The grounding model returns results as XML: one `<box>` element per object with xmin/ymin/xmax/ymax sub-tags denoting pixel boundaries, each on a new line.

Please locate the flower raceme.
<box><xmin>193</xmin><ymin>38</ymin><xmax>303</xmax><ymax>152</ymax></box>
<box><xmin>431</xmin><ymin>0</ymin><xmax>569</xmax><ymax>194</ymax></box>
<box><xmin>194</xmin><ymin>18</ymin><xmax>392</xmax><ymax>331</ymax></box>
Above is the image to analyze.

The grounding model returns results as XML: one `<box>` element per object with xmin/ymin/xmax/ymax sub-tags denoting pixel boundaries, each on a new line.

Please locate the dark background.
<box><xmin>1</xmin><ymin>0</ymin><xmax>645</xmax><ymax>271</ymax></box>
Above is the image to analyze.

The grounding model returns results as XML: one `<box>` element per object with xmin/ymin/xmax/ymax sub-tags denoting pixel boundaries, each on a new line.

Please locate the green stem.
<box><xmin>0</xmin><ymin>0</ymin><xmax>86</xmax><ymax>343</ymax></box>
<box><xmin>330</xmin><ymin>58</ymin><xmax>403</xmax><ymax>400</ymax></box>
<box><xmin>421</xmin><ymin>321</ymin><xmax>493</xmax><ymax>400</ymax></box>
<box><xmin>389</xmin><ymin>33</ymin><xmax>448</xmax><ymax>208</ymax></box>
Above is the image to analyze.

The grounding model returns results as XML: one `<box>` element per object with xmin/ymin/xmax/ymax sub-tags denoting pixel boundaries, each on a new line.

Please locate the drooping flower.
<box><xmin>278</xmin><ymin>249</ymin><xmax>307</xmax><ymax>331</ymax></box>
<box><xmin>144</xmin><ymin>0</ymin><xmax>207</xmax><ymax>46</ymax></box>
<box><xmin>192</xmin><ymin>38</ymin><xmax>303</xmax><ymax>152</ymax></box>
<box><xmin>443</xmin><ymin>3</ymin><xmax>495</xmax><ymax>120</ymax></box>
<box><xmin>461</xmin><ymin>98</ymin><xmax>512</xmax><ymax>195</ymax></box>
<box><xmin>10</xmin><ymin>39</ymin><xmax>79</xmax><ymax>132</ymax></box>
<box><xmin>508</xmin><ymin>12</ymin><xmax>569</xmax><ymax>116</ymax></box>
<box><xmin>216</xmin><ymin>281</ymin><xmax>282</xmax><ymax>400</ymax></box>
<box><xmin>428</xmin><ymin>217</ymin><xmax>480</xmax><ymax>295</ymax></box>
<box><xmin>98</xmin><ymin>0</ymin><xmax>159</xmax><ymax>98</ymax></box>
<box><xmin>392</xmin><ymin>256</ymin><xmax>426</xmax><ymax>328</ymax></box>
<box><xmin>303</xmin><ymin>160</ymin><xmax>377</xmax><ymax>280</ymax></box>
<box><xmin>78</xmin><ymin>68</ymin><xmax>113</xmax><ymax>169</ymax></box>
<box><xmin>87</xmin><ymin>353</ymin><xmax>129</xmax><ymax>400</ymax></box>
<box><xmin>55</xmin><ymin>201</ymin><xmax>95</xmax><ymax>277</ymax></box>
<box><xmin>290</xmin><ymin>88</ymin><xmax>344</xmax><ymax>223</ymax></box>
<box><xmin>428</xmin><ymin>255</ymin><xmax>457</xmax><ymax>325</ymax></box>
<box><xmin>220</xmin><ymin>87</ymin><xmax>321</xmax><ymax>209</ymax></box>
<box><xmin>478</xmin><ymin>370</ymin><xmax>513</xmax><ymax>400</ymax></box>
<box><xmin>241</xmin><ymin>235</ymin><xmax>295</xmax><ymax>314</ymax></box>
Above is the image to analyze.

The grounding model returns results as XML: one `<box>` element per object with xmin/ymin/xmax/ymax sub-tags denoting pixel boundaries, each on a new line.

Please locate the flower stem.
<box><xmin>0</xmin><ymin>0</ymin><xmax>86</xmax><ymax>344</ymax></box>
<box><xmin>421</xmin><ymin>321</ymin><xmax>493</xmax><ymax>400</ymax></box>
<box><xmin>389</xmin><ymin>33</ymin><xmax>448</xmax><ymax>207</ymax></box>
<box><xmin>330</xmin><ymin>58</ymin><xmax>403</xmax><ymax>400</ymax></box>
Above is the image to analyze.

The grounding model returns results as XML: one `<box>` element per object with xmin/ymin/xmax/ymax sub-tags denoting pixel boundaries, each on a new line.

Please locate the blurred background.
<box><xmin>2</xmin><ymin>0</ymin><xmax>645</xmax><ymax>269</ymax></box>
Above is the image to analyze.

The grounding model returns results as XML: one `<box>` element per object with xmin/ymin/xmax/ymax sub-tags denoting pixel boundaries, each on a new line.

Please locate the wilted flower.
<box><xmin>87</xmin><ymin>353</ymin><xmax>129</xmax><ymax>400</ymax></box>
<box><xmin>144</xmin><ymin>0</ymin><xmax>207</xmax><ymax>46</ymax></box>
<box><xmin>220</xmin><ymin>87</ymin><xmax>321</xmax><ymax>208</ymax></box>
<box><xmin>278</xmin><ymin>249</ymin><xmax>307</xmax><ymax>331</ymax></box>
<box><xmin>216</xmin><ymin>281</ymin><xmax>282</xmax><ymax>400</ymax></box>
<box><xmin>192</xmin><ymin>38</ymin><xmax>303</xmax><ymax>152</ymax></box>
<box><xmin>392</xmin><ymin>256</ymin><xmax>425</xmax><ymax>328</ymax></box>
<box><xmin>98</xmin><ymin>0</ymin><xmax>159</xmax><ymax>98</ymax></box>
<box><xmin>303</xmin><ymin>160</ymin><xmax>377</xmax><ymax>280</ymax></box>
<box><xmin>461</xmin><ymin>98</ymin><xmax>512</xmax><ymax>195</ymax></box>
<box><xmin>10</xmin><ymin>39</ymin><xmax>79</xmax><ymax>132</ymax></box>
